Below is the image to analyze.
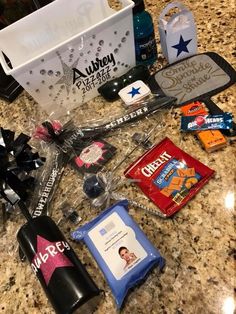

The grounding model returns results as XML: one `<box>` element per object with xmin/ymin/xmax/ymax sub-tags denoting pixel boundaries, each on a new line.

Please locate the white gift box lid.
<box><xmin>118</xmin><ymin>80</ymin><xmax>151</xmax><ymax>106</ymax></box>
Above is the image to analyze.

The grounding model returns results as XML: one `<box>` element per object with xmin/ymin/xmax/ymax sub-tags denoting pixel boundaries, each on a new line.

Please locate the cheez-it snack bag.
<box><xmin>124</xmin><ymin>137</ymin><xmax>215</xmax><ymax>217</ymax></box>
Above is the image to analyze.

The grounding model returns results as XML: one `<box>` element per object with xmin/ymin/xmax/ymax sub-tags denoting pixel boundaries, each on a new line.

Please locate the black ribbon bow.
<box><xmin>0</xmin><ymin>127</ymin><xmax>45</xmax><ymax>205</ymax></box>
<box><xmin>36</xmin><ymin>120</ymin><xmax>91</xmax><ymax>154</ymax></box>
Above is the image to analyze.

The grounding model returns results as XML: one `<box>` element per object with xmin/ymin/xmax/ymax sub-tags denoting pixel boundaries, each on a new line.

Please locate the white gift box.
<box><xmin>158</xmin><ymin>2</ymin><xmax>197</xmax><ymax>64</ymax></box>
<box><xmin>0</xmin><ymin>0</ymin><xmax>136</xmax><ymax>115</ymax></box>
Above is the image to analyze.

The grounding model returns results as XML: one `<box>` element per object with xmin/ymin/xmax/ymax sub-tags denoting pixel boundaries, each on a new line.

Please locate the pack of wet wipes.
<box><xmin>71</xmin><ymin>200</ymin><xmax>165</xmax><ymax>308</ymax></box>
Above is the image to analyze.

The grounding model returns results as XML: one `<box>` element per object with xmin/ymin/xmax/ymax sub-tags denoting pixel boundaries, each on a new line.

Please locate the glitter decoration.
<box><xmin>21</xmin><ymin>21</ymin><xmax>135</xmax><ymax>108</ymax></box>
<box><xmin>55</xmin><ymin>57</ymin><xmax>79</xmax><ymax>95</ymax></box>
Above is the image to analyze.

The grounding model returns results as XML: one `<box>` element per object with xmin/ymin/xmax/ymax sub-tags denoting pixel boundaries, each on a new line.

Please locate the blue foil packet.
<box><xmin>181</xmin><ymin>113</ymin><xmax>233</xmax><ymax>131</ymax></box>
<box><xmin>71</xmin><ymin>200</ymin><xmax>165</xmax><ymax>308</ymax></box>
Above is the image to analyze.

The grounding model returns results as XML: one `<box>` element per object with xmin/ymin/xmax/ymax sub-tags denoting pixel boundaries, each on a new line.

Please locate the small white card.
<box><xmin>118</xmin><ymin>80</ymin><xmax>151</xmax><ymax>106</ymax></box>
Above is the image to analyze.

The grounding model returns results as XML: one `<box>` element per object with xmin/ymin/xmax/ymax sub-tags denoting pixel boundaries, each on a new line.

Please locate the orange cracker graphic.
<box><xmin>169</xmin><ymin>176</ymin><xmax>185</xmax><ymax>191</ymax></box>
<box><xmin>160</xmin><ymin>186</ymin><xmax>175</xmax><ymax>197</ymax></box>
<box><xmin>185</xmin><ymin>177</ymin><xmax>198</xmax><ymax>189</ymax></box>
<box><xmin>177</xmin><ymin>168</ymin><xmax>196</xmax><ymax>177</ymax></box>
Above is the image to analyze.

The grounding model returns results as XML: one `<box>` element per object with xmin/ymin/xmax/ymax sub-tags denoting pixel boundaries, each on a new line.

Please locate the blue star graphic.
<box><xmin>128</xmin><ymin>87</ymin><xmax>141</xmax><ymax>98</ymax></box>
<box><xmin>172</xmin><ymin>35</ymin><xmax>192</xmax><ymax>57</ymax></box>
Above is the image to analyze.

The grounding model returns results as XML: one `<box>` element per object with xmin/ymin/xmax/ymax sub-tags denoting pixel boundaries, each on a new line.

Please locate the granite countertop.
<box><xmin>0</xmin><ymin>0</ymin><xmax>235</xmax><ymax>313</ymax></box>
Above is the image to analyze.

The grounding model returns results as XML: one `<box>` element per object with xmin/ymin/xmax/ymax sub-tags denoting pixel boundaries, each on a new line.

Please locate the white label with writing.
<box><xmin>88</xmin><ymin>212</ymin><xmax>147</xmax><ymax>280</ymax></box>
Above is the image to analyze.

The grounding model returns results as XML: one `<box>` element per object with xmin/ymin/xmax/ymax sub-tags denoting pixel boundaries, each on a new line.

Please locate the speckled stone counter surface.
<box><xmin>0</xmin><ymin>0</ymin><xmax>235</xmax><ymax>313</ymax></box>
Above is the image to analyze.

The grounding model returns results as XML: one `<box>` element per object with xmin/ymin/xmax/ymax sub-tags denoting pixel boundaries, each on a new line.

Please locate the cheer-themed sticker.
<box><xmin>73</xmin><ymin>140</ymin><xmax>116</xmax><ymax>174</ymax></box>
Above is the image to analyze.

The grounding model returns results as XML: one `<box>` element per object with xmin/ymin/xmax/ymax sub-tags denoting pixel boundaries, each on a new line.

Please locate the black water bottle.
<box><xmin>17</xmin><ymin>215</ymin><xmax>101</xmax><ymax>314</ymax></box>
